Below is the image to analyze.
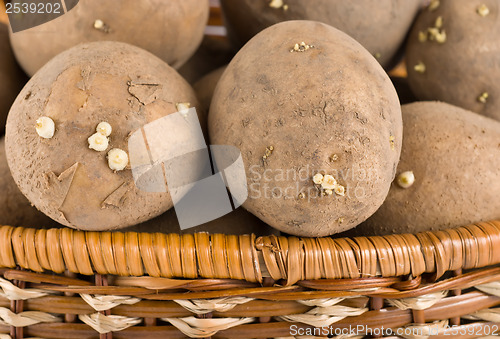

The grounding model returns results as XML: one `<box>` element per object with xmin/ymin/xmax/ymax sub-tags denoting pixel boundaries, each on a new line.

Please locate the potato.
<box><xmin>193</xmin><ymin>66</ymin><xmax>227</xmax><ymax>113</ymax></box>
<box><xmin>0</xmin><ymin>138</ymin><xmax>60</xmax><ymax>228</ymax></box>
<box><xmin>124</xmin><ymin>206</ymin><xmax>279</xmax><ymax>236</ymax></box>
<box><xmin>9</xmin><ymin>0</ymin><xmax>209</xmax><ymax>76</ymax></box>
<box><xmin>406</xmin><ymin>0</ymin><xmax>500</xmax><ymax>121</ymax></box>
<box><xmin>352</xmin><ymin>101</ymin><xmax>500</xmax><ymax>236</ymax></box>
<box><xmin>0</xmin><ymin>23</ymin><xmax>27</xmax><ymax>135</ymax></box>
<box><xmin>5</xmin><ymin>41</ymin><xmax>203</xmax><ymax>231</ymax></box>
<box><xmin>220</xmin><ymin>0</ymin><xmax>421</xmax><ymax>69</ymax></box>
<box><xmin>209</xmin><ymin>21</ymin><xmax>402</xmax><ymax>237</ymax></box>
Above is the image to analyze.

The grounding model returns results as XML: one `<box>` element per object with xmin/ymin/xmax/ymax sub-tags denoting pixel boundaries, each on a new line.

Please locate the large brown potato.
<box><xmin>406</xmin><ymin>0</ymin><xmax>500</xmax><ymax>121</ymax></box>
<box><xmin>220</xmin><ymin>0</ymin><xmax>421</xmax><ymax>69</ymax></box>
<box><xmin>352</xmin><ymin>101</ymin><xmax>500</xmax><ymax>236</ymax></box>
<box><xmin>0</xmin><ymin>138</ymin><xmax>60</xmax><ymax>227</ymax></box>
<box><xmin>0</xmin><ymin>23</ymin><xmax>27</xmax><ymax>135</ymax></box>
<box><xmin>209</xmin><ymin>21</ymin><xmax>402</xmax><ymax>237</ymax></box>
<box><xmin>5</xmin><ymin>41</ymin><xmax>202</xmax><ymax>231</ymax></box>
<box><xmin>9</xmin><ymin>0</ymin><xmax>209</xmax><ymax>76</ymax></box>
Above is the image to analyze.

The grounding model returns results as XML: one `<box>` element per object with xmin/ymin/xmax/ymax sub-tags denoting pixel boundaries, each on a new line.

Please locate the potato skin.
<box><xmin>209</xmin><ymin>21</ymin><xmax>402</xmax><ymax>237</ymax></box>
<box><xmin>406</xmin><ymin>0</ymin><xmax>500</xmax><ymax>121</ymax></box>
<box><xmin>5</xmin><ymin>41</ymin><xmax>201</xmax><ymax>231</ymax></box>
<box><xmin>0</xmin><ymin>138</ymin><xmax>61</xmax><ymax>228</ymax></box>
<box><xmin>353</xmin><ymin>101</ymin><xmax>500</xmax><ymax>236</ymax></box>
<box><xmin>9</xmin><ymin>0</ymin><xmax>209</xmax><ymax>76</ymax></box>
<box><xmin>0</xmin><ymin>23</ymin><xmax>27</xmax><ymax>135</ymax></box>
<box><xmin>220</xmin><ymin>0</ymin><xmax>420</xmax><ymax>69</ymax></box>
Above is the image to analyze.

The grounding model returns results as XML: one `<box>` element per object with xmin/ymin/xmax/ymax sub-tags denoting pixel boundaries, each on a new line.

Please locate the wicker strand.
<box><xmin>0</xmin><ymin>284</ymin><xmax>497</xmax><ymax>337</ymax></box>
<box><xmin>173</xmin><ymin>297</ymin><xmax>254</xmax><ymax>314</ymax></box>
<box><xmin>276</xmin><ymin>305</ymin><xmax>368</xmax><ymax>327</ymax></box>
<box><xmin>2</xmin><ymin>221</ymin><xmax>500</xmax><ymax>284</ymax></box>
<box><xmin>162</xmin><ymin>316</ymin><xmax>255</xmax><ymax>338</ymax></box>
<box><xmin>296</xmin><ymin>298</ymin><xmax>345</xmax><ymax>307</ymax></box>
<box><xmin>78</xmin><ymin>313</ymin><xmax>142</xmax><ymax>334</ymax></box>
<box><xmin>475</xmin><ymin>281</ymin><xmax>500</xmax><ymax>297</ymax></box>
<box><xmin>387</xmin><ymin>291</ymin><xmax>448</xmax><ymax>310</ymax></box>
<box><xmin>79</xmin><ymin>294</ymin><xmax>141</xmax><ymax>312</ymax></box>
<box><xmin>463</xmin><ymin>308</ymin><xmax>500</xmax><ymax>322</ymax></box>
<box><xmin>0</xmin><ymin>277</ymin><xmax>52</xmax><ymax>301</ymax></box>
<box><xmin>0</xmin><ymin>307</ymin><xmax>60</xmax><ymax>327</ymax></box>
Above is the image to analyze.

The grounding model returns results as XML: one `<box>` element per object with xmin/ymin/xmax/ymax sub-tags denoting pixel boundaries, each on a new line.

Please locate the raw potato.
<box><xmin>193</xmin><ymin>66</ymin><xmax>227</xmax><ymax>113</ymax></box>
<box><xmin>220</xmin><ymin>0</ymin><xmax>421</xmax><ymax>68</ymax></box>
<box><xmin>406</xmin><ymin>0</ymin><xmax>500</xmax><ymax>120</ymax></box>
<box><xmin>353</xmin><ymin>101</ymin><xmax>500</xmax><ymax>236</ymax></box>
<box><xmin>0</xmin><ymin>138</ymin><xmax>61</xmax><ymax>228</ymax></box>
<box><xmin>9</xmin><ymin>0</ymin><xmax>209</xmax><ymax>76</ymax></box>
<box><xmin>0</xmin><ymin>23</ymin><xmax>27</xmax><ymax>135</ymax></box>
<box><xmin>209</xmin><ymin>21</ymin><xmax>402</xmax><ymax>237</ymax></box>
<box><xmin>5</xmin><ymin>41</ymin><xmax>203</xmax><ymax>231</ymax></box>
<box><xmin>124</xmin><ymin>206</ymin><xmax>279</xmax><ymax>236</ymax></box>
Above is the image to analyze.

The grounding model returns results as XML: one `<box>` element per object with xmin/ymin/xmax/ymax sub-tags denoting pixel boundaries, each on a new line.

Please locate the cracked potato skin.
<box><xmin>209</xmin><ymin>21</ymin><xmax>402</xmax><ymax>237</ymax></box>
<box><xmin>9</xmin><ymin>0</ymin><xmax>209</xmax><ymax>76</ymax></box>
<box><xmin>5</xmin><ymin>41</ymin><xmax>201</xmax><ymax>231</ymax></box>
<box><xmin>220</xmin><ymin>0</ymin><xmax>421</xmax><ymax>69</ymax></box>
<box><xmin>352</xmin><ymin>101</ymin><xmax>500</xmax><ymax>236</ymax></box>
<box><xmin>406</xmin><ymin>0</ymin><xmax>500</xmax><ymax>121</ymax></box>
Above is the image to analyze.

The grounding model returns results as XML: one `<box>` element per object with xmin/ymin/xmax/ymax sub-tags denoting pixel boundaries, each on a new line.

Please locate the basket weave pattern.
<box><xmin>0</xmin><ymin>221</ymin><xmax>499</xmax><ymax>338</ymax></box>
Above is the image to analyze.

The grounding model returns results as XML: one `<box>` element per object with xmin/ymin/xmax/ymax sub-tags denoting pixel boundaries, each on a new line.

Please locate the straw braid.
<box><xmin>277</xmin><ymin>305</ymin><xmax>368</xmax><ymax>327</ymax></box>
<box><xmin>173</xmin><ymin>297</ymin><xmax>254</xmax><ymax>314</ymax></box>
<box><xmin>387</xmin><ymin>291</ymin><xmax>448</xmax><ymax>310</ymax></box>
<box><xmin>0</xmin><ymin>277</ymin><xmax>53</xmax><ymax>300</ymax></box>
<box><xmin>80</xmin><ymin>294</ymin><xmax>141</xmax><ymax>311</ymax></box>
<box><xmin>0</xmin><ymin>307</ymin><xmax>60</xmax><ymax>327</ymax></box>
<box><xmin>78</xmin><ymin>313</ymin><xmax>141</xmax><ymax>334</ymax></box>
<box><xmin>1</xmin><ymin>221</ymin><xmax>500</xmax><ymax>284</ymax></box>
<box><xmin>163</xmin><ymin>316</ymin><xmax>255</xmax><ymax>338</ymax></box>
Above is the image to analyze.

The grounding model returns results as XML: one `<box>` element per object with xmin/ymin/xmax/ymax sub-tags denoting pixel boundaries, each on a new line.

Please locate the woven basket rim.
<box><xmin>1</xmin><ymin>220</ymin><xmax>499</xmax><ymax>285</ymax></box>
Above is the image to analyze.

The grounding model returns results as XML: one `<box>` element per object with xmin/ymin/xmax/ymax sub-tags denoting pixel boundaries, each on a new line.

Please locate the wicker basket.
<box><xmin>0</xmin><ymin>221</ymin><xmax>500</xmax><ymax>338</ymax></box>
<box><xmin>2</xmin><ymin>2</ymin><xmax>500</xmax><ymax>339</ymax></box>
